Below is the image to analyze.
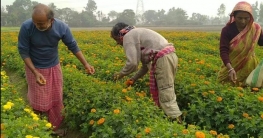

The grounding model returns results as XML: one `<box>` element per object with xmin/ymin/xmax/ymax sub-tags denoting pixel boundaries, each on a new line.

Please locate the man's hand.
<box><xmin>113</xmin><ymin>72</ymin><xmax>124</xmax><ymax>80</ymax></box>
<box><xmin>85</xmin><ymin>64</ymin><xmax>95</xmax><ymax>74</ymax></box>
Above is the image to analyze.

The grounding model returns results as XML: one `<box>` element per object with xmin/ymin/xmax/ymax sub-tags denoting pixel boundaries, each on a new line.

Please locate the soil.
<box><xmin>5</xmin><ymin>70</ymin><xmax>90</xmax><ymax>138</ymax></box>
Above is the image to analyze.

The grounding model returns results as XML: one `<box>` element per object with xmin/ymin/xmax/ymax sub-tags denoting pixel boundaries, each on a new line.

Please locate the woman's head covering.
<box><xmin>227</xmin><ymin>1</ymin><xmax>253</xmax><ymax>25</ymax></box>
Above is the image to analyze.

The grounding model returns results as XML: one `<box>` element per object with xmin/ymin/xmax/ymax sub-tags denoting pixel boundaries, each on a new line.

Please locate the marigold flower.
<box><xmin>91</xmin><ymin>108</ymin><xmax>96</xmax><ymax>113</ymax></box>
<box><xmin>1</xmin><ymin>88</ymin><xmax>6</xmax><ymax>91</ymax></box>
<box><xmin>6</xmin><ymin>102</ymin><xmax>14</xmax><ymax>107</ymax></box>
<box><xmin>242</xmin><ymin>113</ymin><xmax>249</xmax><ymax>118</ymax></box>
<box><xmin>209</xmin><ymin>130</ymin><xmax>217</xmax><ymax>136</ymax></box>
<box><xmin>144</xmin><ymin>127</ymin><xmax>151</xmax><ymax>134</ymax></box>
<box><xmin>3</xmin><ymin>104</ymin><xmax>11</xmax><ymax>110</ymax></box>
<box><xmin>258</xmin><ymin>97</ymin><xmax>263</xmax><ymax>102</ymax></box>
<box><xmin>202</xmin><ymin>92</ymin><xmax>208</xmax><ymax>97</ymax></box>
<box><xmin>113</xmin><ymin>109</ymin><xmax>120</xmax><ymax>114</ymax></box>
<box><xmin>182</xmin><ymin>129</ymin><xmax>188</xmax><ymax>134</ymax></box>
<box><xmin>195</xmin><ymin>131</ymin><xmax>205</xmax><ymax>138</ymax></box>
<box><xmin>228</xmin><ymin>124</ymin><xmax>234</xmax><ymax>129</ymax></box>
<box><xmin>24</xmin><ymin>108</ymin><xmax>31</xmax><ymax>113</ymax></box>
<box><xmin>236</xmin><ymin>87</ymin><xmax>243</xmax><ymax>91</ymax></box>
<box><xmin>97</xmin><ymin>118</ymin><xmax>105</xmax><ymax>125</ymax></box>
<box><xmin>261</xmin><ymin>114</ymin><xmax>263</xmax><ymax>119</ymax></box>
<box><xmin>33</xmin><ymin>116</ymin><xmax>39</xmax><ymax>121</ymax></box>
<box><xmin>252</xmin><ymin>87</ymin><xmax>259</xmax><ymax>91</ymax></box>
<box><xmin>217</xmin><ymin>97</ymin><xmax>223</xmax><ymax>102</ymax></box>
<box><xmin>122</xmin><ymin>89</ymin><xmax>128</xmax><ymax>93</ymax></box>
<box><xmin>1</xmin><ymin>123</ymin><xmax>4</xmax><ymax>130</ymax></box>
<box><xmin>125</xmin><ymin>79</ymin><xmax>133</xmax><ymax>86</ymax></box>
<box><xmin>45</xmin><ymin>123</ymin><xmax>52</xmax><ymax>128</ymax></box>
<box><xmin>89</xmin><ymin>120</ymin><xmax>94</xmax><ymax>125</ymax></box>
<box><xmin>26</xmin><ymin>135</ymin><xmax>33</xmax><ymax>138</ymax></box>
<box><xmin>209</xmin><ymin>90</ymin><xmax>215</xmax><ymax>94</ymax></box>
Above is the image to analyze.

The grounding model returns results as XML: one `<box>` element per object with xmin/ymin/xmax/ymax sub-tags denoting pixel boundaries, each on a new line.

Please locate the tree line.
<box><xmin>1</xmin><ymin>0</ymin><xmax>263</xmax><ymax>27</ymax></box>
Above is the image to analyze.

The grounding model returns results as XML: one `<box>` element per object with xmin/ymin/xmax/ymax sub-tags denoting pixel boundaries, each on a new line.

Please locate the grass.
<box><xmin>1</xmin><ymin>26</ymin><xmax>223</xmax><ymax>32</ymax></box>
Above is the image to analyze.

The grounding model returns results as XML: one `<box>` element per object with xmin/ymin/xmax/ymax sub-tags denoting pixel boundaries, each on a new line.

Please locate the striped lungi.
<box><xmin>25</xmin><ymin>64</ymin><xmax>64</xmax><ymax>130</ymax></box>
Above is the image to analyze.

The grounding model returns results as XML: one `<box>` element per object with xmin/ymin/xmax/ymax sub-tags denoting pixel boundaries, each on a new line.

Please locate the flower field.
<box><xmin>1</xmin><ymin>30</ymin><xmax>263</xmax><ymax>138</ymax></box>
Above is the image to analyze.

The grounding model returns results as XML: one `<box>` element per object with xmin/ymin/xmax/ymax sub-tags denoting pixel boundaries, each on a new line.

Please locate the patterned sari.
<box><xmin>217</xmin><ymin>1</ymin><xmax>262</xmax><ymax>85</ymax></box>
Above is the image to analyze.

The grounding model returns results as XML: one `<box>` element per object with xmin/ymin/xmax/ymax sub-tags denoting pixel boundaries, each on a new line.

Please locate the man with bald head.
<box><xmin>18</xmin><ymin>3</ymin><xmax>95</xmax><ymax>136</ymax></box>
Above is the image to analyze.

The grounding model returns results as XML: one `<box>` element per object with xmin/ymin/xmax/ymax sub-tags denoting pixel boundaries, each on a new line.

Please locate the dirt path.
<box><xmin>5</xmin><ymin>69</ymin><xmax>90</xmax><ymax>138</ymax></box>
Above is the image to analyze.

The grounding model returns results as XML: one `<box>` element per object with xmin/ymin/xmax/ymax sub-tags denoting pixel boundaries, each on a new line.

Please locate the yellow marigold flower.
<box><xmin>125</xmin><ymin>96</ymin><xmax>132</xmax><ymax>101</ymax></box>
<box><xmin>31</xmin><ymin>113</ymin><xmax>38</xmax><ymax>117</ymax></box>
<box><xmin>238</xmin><ymin>93</ymin><xmax>244</xmax><ymax>97</ymax></box>
<box><xmin>209</xmin><ymin>90</ymin><xmax>215</xmax><ymax>94</ymax></box>
<box><xmin>89</xmin><ymin>120</ymin><xmax>94</xmax><ymax>125</ymax></box>
<box><xmin>136</xmin><ymin>120</ymin><xmax>139</xmax><ymax>123</ymax></box>
<box><xmin>242</xmin><ymin>113</ymin><xmax>249</xmax><ymax>118</ymax></box>
<box><xmin>6</xmin><ymin>102</ymin><xmax>14</xmax><ymax>107</ymax></box>
<box><xmin>1</xmin><ymin>87</ymin><xmax>6</xmax><ymax>91</ymax></box>
<box><xmin>236</xmin><ymin>87</ymin><xmax>243</xmax><ymax>91</ymax></box>
<box><xmin>191</xmin><ymin>83</ymin><xmax>196</xmax><ymax>87</ymax></box>
<box><xmin>195</xmin><ymin>131</ymin><xmax>205</xmax><ymax>138</ymax></box>
<box><xmin>258</xmin><ymin>97</ymin><xmax>263</xmax><ymax>102</ymax></box>
<box><xmin>25</xmin><ymin>135</ymin><xmax>33</xmax><ymax>138</ymax></box>
<box><xmin>209</xmin><ymin>130</ymin><xmax>217</xmax><ymax>136</ymax></box>
<box><xmin>202</xmin><ymin>92</ymin><xmax>208</xmax><ymax>97</ymax></box>
<box><xmin>113</xmin><ymin>109</ymin><xmax>120</xmax><ymax>114</ymax></box>
<box><xmin>1</xmin><ymin>71</ymin><xmax>6</xmax><ymax>76</ymax></box>
<box><xmin>144</xmin><ymin>127</ymin><xmax>151</xmax><ymax>134</ymax></box>
<box><xmin>45</xmin><ymin>123</ymin><xmax>52</xmax><ymax>128</ymax></box>
<box><xmin>33</xmin><ymin>117</ymin><xmax>39</xmax><ymax>121</ymax></box>
<box><xmin>1</xmin><ymin>123</ymin><xmax>4</xmax><ymax>130</ymax></box>
<box><xmin>261</xmin><ymin>114</ymin><xmax>263</xmax><ymax>119</ymax></box>
<box><xmin>105</xmin><ymin>70</ymin><xmax>110</xmax><ymax>74</ymax></box>
<box><xmin>24</xmin><ymin>108</ymin><xmax>31</xmax><ymax>113</ymax></box>
<box><xmin>228</xmin><ymin>124</ymin><xmax>234</xmax><ymax>129</ymax></box>
<box><xmin>97</xmin><ymin>118</ymin><xmax>105</xmax><ymax>125</ymax></box>
<box><xmin>204</xmin><ymin>81</ymin><xmax>210</xmax><ymax>85</ymax></box>
<box><xmin>122</xmin><ymin>89</ymin><xmax>128</xmax><ymax>93</ymax></box>
<box><xmin>136</xmin><ymin>134</ymin><xmax>141</xmax><ymax>138</ymax></box>
<box><xmin>217</xmin><ymin>97</ymin><xmax>223</xmax><ymax>102</ymax></box>
<box><xmin>182</xmin><ymin>129</ymin><xmax>189</xmax><ymax>134</ymax></box>
<box><xmin>91</xmin><ymin>108</ymin><xmax>96</xmax><ymax>113</ymax></box>
<box><xmin>3</xmin><ymin>104</ymin><xmax>11</xmax><ymax>110</ymax></box>
<box><xmin>173</xmin><ymin>133</ymin><xmax>178</xmax><ymax>137</ymax></box>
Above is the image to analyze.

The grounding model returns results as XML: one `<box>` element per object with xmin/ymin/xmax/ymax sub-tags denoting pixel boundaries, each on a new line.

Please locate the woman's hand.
<box><xmin>228</xmin><ymin>68</ymin><xmax>237</xmax><ymax>83</ymax></box>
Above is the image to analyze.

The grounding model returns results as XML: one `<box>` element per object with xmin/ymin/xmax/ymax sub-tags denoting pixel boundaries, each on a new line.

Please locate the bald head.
<box><xmin>32</xmin><ymin>3</ymin><xmax>54</xmax><ymax>19</ymax></box>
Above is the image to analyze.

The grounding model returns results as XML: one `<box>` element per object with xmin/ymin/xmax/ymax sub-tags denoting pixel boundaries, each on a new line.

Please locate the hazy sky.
<box><xmin>1</xmin><ymin>0</ymin><xmax>262</xmax><ymax>16</ymax></box>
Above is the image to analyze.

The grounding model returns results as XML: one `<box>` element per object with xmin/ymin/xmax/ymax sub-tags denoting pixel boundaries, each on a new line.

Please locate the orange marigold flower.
<box><xmin>204</xmin><ymin>81</ymin><xmax>210</xmax><ymax>85</ymax></box>
<box><xmin>125</xmin><ymin>79</ymin><xmax>133</xmax><ymax>86</ymax></box>
<box><xmin>91</xmin><ymin>108</ymin><xmax>96</xmax><ymax>113</ymax></box>
<box><xmin>144</xmin><ymin>127</ymin><xmax>151</xmax><ymax>134</ymax></box>
<box><xmin>228</xmin><ymin>124</ymin><xmax>234</xmax><ymax>129</ymax></box>
<box><xmin>89</xmin><ymin>120</ymin><xmax>94</xmax><ymax>125</ymax></box>
<box><xmin>97</xmin><ymin>118</ymin><xmax>105</xmax><ymax>125</ymax></box>
<box><xmin>258</xmin><ymin>97</ymin><xmax>263</xmax><ymax>102</ymax></box>
<box><xmin>195</xmin><ymin>131</ymin><xmax>205</xmax><ymax>138</ymax></box>
<box><xmin>136</xmin><ymin>134</ymin><xmax>141</xmax><ymax>138</ymax></box>
<box><xmin>242</xmin><ymin>113</ymin><xmax>249</xmax><ymax>118</ymax></box>
<box><xmin>209</xmin><ymin>90</ymin><xmax>215</xmax><ymax>94</ymax></box>
<box><xmin>113</xmin><ymin>109</ymin><xmax>120</xmax><ymax>114</ymax></box>
<box><xmin>209</xmin><ymin>130</ymin><xmax>217</xmax><ymax>136</ymax></box>
<box><xmin>217</xmin><ymin>97</ymin><xmax>223</xmax><ymax>102</ymax></box>
<box><xmin>238</xmin><ymin>93</ymin><xmax>244</xmax><ymax>97</ymax></box>
<box><xmin>252</xmin><ymin>87</ymin><xmax>259</xmax><ymax>91</ymax></box>
<box><xmin>191</xmin><ymin>83</ymin><xmax>197</xmax><ymax>87</ymax></box>
<box><xmin>182</xmin><ymin>129</ymin><xmax>189</xmax><ymax>134</ymax></box>
<box><xmin>261</xmin><ymin>114</ymin><xmax>263</xmax><ymax>119</ymax></box>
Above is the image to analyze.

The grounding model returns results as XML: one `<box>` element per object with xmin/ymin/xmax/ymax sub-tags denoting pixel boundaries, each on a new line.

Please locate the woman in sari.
<box><xmin>217</xmin><ymin>1</ymin><xmax>263</xmax><ymax>86</ymax></box>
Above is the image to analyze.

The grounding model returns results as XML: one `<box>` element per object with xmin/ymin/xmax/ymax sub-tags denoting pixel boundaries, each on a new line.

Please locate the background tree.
<box><xmin>108</xmin><ymin>10</ymin><xmax>118</xmax><ymax>22</ymax></box>
<box><xmin>166</xmin><ymin>7</ymin><xmax>188</xmax><ymax>25</ymax></box>
<box><xmin>217</xmin><ymin>3</ymin><xmax>226</xmax><ymax>25</ymax></box>
<box><xmin>251</xmin><ymin>1</ymin><xmax>259</xmax><ymax>22</ymax></box>
<box><xmin>189</xmin><ymin>13</ymin><xmax>209</xmax><ymax>25</ymax></box>
<box><xmin>84</xmin><ymin>0</ymin><xmax>97</xmax><ymax>13</ymax></box>
<box><xmin>114</xmin><ymin>9</ymin><xmax>136</xmax><ymax>25</ymax></box>
<box><xmin>258</xmin><ymin>2</ymin><xmax>263</xmax><ymax>24</ymax></box>
<box><xmin>143</xmin><ymin>10</ymin><xmax>157</xmax><ymax>25</ymax></box>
